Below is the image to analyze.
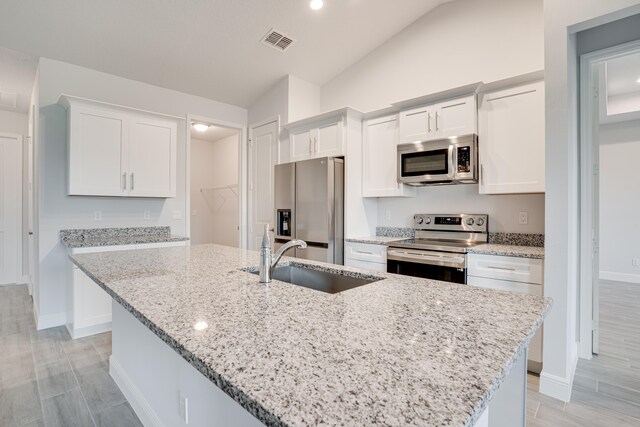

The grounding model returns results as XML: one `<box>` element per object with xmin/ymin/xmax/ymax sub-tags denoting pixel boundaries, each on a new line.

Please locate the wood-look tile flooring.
<box><xmin>527</xmin><ymin>279</ymin><xmax>640</xmax><ymax>426</ymax></box>
<box><xmin>3</xmin><ymin>281</ymin><xmax>640</xmax><ymax>426</ymax></box>
<box><xmin>0</xmin><ymin>284</ymin><xmax>142</xmax><ymax>427</ymax></box>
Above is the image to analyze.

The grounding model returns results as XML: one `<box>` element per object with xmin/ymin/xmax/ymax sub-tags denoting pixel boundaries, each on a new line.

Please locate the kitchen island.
<box><xmin>69</xmin><ymin>244</ymin><xmax>551</xmax><ymax>427</ymax></box>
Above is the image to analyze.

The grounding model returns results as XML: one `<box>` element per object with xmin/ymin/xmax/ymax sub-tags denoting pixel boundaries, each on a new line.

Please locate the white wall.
<box><xmin>378</xmin><ymin>186</ymin><xmax>545</xmax><ymax>233</ymax></box>
<box><xmin>190</xmin><ymin>135</ymin><xmax>240</xmax><ymax>247</ymax></box>
<box><xmin>321</xmin><ymin>0</ymin><xmax>544</xmax><ymax>113</ymax></box>
<box><xmin>36</xmin><ymin>58</ymin><xmax>247</xmax><ymax>328</ymax></box>
<box><xmin>542</xmin><ymin>0</ymin><xmax>640</xmax><ymax>402</ymax></box>
<box><xmin>287</xmin><ymin>75</ymin><xmax>321</xmax><ymax>123</ymax></box>
<box><xmin>599</xmin><ymin>120</ymin><xmax>640</xmax><ymax>283</ymax></box>
<box><xmin>0</xmin><ymin>110</ymin><xmax>28</xmax><ymax>134</ymax></box>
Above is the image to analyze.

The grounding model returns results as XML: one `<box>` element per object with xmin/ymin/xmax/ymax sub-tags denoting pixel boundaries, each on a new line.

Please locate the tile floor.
<box><xmin>2</xmin><ymin>280</ymin><xmax>639</xmax><ymax>426</ymax></box>
<box><xmin>0</xmin><ymin>284</ymin><xmax>142</xmax><ymax>426</ymax></box>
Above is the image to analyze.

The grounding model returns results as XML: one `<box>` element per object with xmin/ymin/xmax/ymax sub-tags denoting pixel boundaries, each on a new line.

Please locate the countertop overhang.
<box><xmin>69</xmin><ymin>244</ymin><xmax>551</xmax><ymax>427</ymax></box>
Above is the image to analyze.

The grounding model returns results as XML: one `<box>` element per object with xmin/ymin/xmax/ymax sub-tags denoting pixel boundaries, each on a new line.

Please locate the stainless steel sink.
<box><xmin>249</xmin><ymin>265</ymin><xmax>382</xmax><ymax>294</ymax></box>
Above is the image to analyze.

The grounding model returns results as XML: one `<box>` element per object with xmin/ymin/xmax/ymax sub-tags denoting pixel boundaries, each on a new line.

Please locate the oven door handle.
<box><xmin>387</xmin><ymin>249</ymin><xmax>466</xmax><ymax>268</ymax></box>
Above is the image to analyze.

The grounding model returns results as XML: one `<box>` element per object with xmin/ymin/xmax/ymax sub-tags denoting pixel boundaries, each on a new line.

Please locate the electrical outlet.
<box><xmin>385</xmin><ymin>209</ymin><xmax>391</xmax><ymax>221</ymax></box>
<box><xmin>94</xmin><ymin>211</ymin><xmax>102</xmax><ymax>221</ymax></box>
<box><xmin>518</xmin><ymin>211</ymin><xmax>528</xmax><ymax>225</ymax></box>
<box><xmin>633</xmin><ymin>258</ymin><xmax>640</xmax><ymax>267</ymax></box>
<box><xmin>179</xmin><ymin>392</ymin><xmax>189</xmax><ymax>424</ymax></box>
<box><xmin>172</xmin><ymin>210</ymin><xmax>183</xmax><ymax>220</ymax></box>
<box><xmin>143</xmin><ymin>210</ymin><xmax>150</xmax><ymax>220</ymax></box>
<box><xmin>192</xmin><ymin>210</ymin><xmax>198</xmax><ymax>216</ymax></box>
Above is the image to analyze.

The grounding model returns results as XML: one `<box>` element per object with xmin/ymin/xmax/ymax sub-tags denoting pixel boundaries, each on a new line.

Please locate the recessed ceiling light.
<box><xmin>310</xmin><ymin>0</ymin><xmax>323</xmax><ymax>10</ymax></box>
<box><xmin>637</xmin><ymin>77</ymin><xmax>640</xmax><ymax>83</ymax></box>
<box><xmin>192</xmin><ymin>123</ymin><xmax>210</xmax><ymax>132</ymax></box>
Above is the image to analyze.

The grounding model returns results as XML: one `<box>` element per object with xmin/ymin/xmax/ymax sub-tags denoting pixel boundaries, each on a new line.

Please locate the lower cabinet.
<box><xmin>467</xmin><ymin>253</ymin><xmax>544</xmax><ymax>373</ymax></box>
<box><xmin>66</xmin><ymin>241</ymin><xmax>186</xmax><ymax>339</ymax></box>
<box><xmin>344</xmin><ymin>241</ymin><xmax>387</xmax><ymax>273</ymax></box>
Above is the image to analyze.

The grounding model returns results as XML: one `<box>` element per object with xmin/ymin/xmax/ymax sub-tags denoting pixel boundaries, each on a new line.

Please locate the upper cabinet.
<box><xmin>478</xmin><ymin>80</ymin><xmax>545</xmax><ymax>194</ymax></box>
<box><xmin>61</xmin><ymin>96</ymin><xmax>178</xmax><ymax>198</ymax></box>
<box><xmin>398</xmin><ymin>95</ymin><xmax>477</xmax><ymax>143</ymax></box>
<box><xmin>362</xmin><ymin>114</ymin><xmax>415</xmax><ymax>198</ymax></box>
<box><xmin>286</xmin><ymin>108</ymin><xmax>357</xmax><ymax>162</ymax></box>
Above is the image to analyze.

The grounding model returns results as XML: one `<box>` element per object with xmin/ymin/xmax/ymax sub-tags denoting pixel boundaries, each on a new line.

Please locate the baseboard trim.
<box><xmin>599</xmin><ymin>271</ymin><xmax>640</xmax><ymax>284</ymax></box>
<box><xmin>539</xmin><ymin>356</ymin><xmax>578</xmax><ymax>402</ymax></box>
<box><xmin>110</xmin><ymin>356</ymin><xmax>165</xmax><ymax>427</ymax></box>
<box><xmin>36</xmin><ymin>311</ymin><xmax>67</xmax><ymax>330</ymax></box>
<box><xmin>68</xmin><ymin>322</ymin><xmax>112</xmax><ymax>340</ymax></box>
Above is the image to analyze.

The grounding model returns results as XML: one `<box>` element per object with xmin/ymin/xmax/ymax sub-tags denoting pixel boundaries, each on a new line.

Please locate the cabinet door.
<box><xmin>434</xmin><ymin>95</ymin><xmax>477</xmax><ymax>138</ymax></box>
<box><xmin>314</xmin><ymin>120</ymin><xmax>343</xmax><ymax>157</ymax></box>
<box><xmin>68</xmin><ymin>105</ymin><xmax>129</xmax><ymax>196</ymax></box>
<box><xmin>290</xmin><ymin>128</ymin><xmax>313</xmax><ymax>161</ymax></box>
<box><xmin>362</xmin><ymin>115</ymin><xmax>415</xmax><ymax>198</ymax></box>
<box><xmin>128</xmin><ymin>115</ymin><xmax>177</xmax><ymax>197</ymax></box>
<box><xmin>479</xmin><ymin>81</ymin><xmax>545</xmax><ymax>194</ymax></box>
<box><xmin>73</xmin><ymin>267</ymin><xmax>112</xmax><ymax>330</ymax></box>
<box><xmin>398</xmin><ymin>105</ymin><xmax>433</xmax><ymax>143</ymax></box>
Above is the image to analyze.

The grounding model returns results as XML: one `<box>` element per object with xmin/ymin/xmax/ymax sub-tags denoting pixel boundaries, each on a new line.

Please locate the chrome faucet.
<box><xmin>259</xmin><ymin>224</ymin><xmax>307</xmax><ymax>283</ymax></box>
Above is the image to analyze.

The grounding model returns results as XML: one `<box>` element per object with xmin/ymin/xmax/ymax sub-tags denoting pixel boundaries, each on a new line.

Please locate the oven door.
<box><xmin>397</xmin><ymin>142</ymin><xmax>454</xmax><ymax>184</ymax></box>
<box><xmin>386</xmin><ymin>248</ymin><xmax>467</xmax><ymax>284</ymax></box>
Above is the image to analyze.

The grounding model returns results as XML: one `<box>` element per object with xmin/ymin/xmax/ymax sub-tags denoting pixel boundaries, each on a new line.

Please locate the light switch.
<box><xmin>518</xmin><ymin>211</ymin><xmax>528</xmax><ymax>225</ymax></box>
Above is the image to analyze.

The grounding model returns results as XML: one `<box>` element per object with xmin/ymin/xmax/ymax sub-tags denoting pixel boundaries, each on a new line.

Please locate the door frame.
<box><xmin>0</xmin><ymin>132</ymin><xmax>24</xmax><ymax>285</ymax></box>
<box><xmin>248</xmin><ymin>116</ymin><xmax>281</xmax><ymax>249</ymax></box>
<box><xmin>185</xmin><ymin>114</ymin><xmax>248</xmax><ymax>249</ymax></box>
<box><xmin>578</xmin><ymin>38</ymin><xmax>640</xmax><ymax>359</ymax></box>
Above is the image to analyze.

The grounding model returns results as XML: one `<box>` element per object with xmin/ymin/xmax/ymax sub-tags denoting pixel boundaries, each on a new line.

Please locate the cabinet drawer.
<box><xmin>344</xmin><ymin>258</ymin><xmax>387</xmax><ymax>273</ymax></box>
<box><xmin>467</xmin><ymin>253</ymin><xmax>543</xmax><ymax>285</ymax></box>
<box><xmin>344</xmin><ymin>242</ymin><xmax>387</xmax><ymax>264</ymax></box>
<box><xmin>467</xmin><ymin>275</ymin><xmax>542</xmax><ymax>296</ymax></box>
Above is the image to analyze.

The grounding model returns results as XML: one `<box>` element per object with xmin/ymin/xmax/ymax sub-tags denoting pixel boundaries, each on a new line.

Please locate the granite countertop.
<box><xmin>345</xmin><ymin>236</ymin><xmax>404</xmax><ymax>245</ymax></box>
<box><xmin>468</xmin><ymin>244</ymin><xmax>545</xmax><ymax>259</ymax></box>
<box><xmin>60</xmin><ymin>226</ymin><xmax>188</xmax><ymax>248</ymax></box>
<box><xmin>69</xmin><ymin>245</ymin><xmax>551</xmax><ymax>427</ymax></box>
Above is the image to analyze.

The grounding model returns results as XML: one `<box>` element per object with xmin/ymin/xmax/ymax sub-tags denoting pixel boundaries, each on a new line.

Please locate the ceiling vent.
<box><xmin>0</xmin><ymin>91</ymin><xmax>17</xmax><ymax>109</ymax></box>
<box><xmin>261</xmin><ymin>29</ymin><xmax>294</xmax><ymax>52</ymax></box>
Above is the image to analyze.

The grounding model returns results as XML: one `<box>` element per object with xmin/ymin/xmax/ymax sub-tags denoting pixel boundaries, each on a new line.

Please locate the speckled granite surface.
<box><xmin>375</xmin><ymin>227</ymin><xmax>415</xmax><ymax>238</ymax></box>
<box><xmin>60</xmin><ymin>226</ymin><xmax>188</xmax><ymax>248</ymax></box>
<box><xmin>69</xmin><ymin>245</ymin><xmax>550</xmax><ymax>427</ymax></box>
<box><xmin>468</xmin><ymin>244</ymin><xmax>545</xmax><ymax>259</ymax></box>
<box><xmin>488</xmin><ymin>233</ymin><xmax>544</xmax><ymax>247</ymax></box>
<box><xmin>345</xmin><ymin>236</ymin><xmax>402</xmax><ymax>245</ymax></box>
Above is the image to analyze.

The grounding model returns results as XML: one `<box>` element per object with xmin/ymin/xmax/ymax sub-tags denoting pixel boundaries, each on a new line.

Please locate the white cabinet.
<box><xmin>362</xmin><ymin>114</ymin><xmax>415</xmax><ymax>198</ymax></box>
<box><xmin>66</xmin><ymin>241</ymin><xmax>186</xmax><ymax>339</ymax></box>
<box><xmin>467</xmin><ymin>253</ymin><xmax>544</xmax><ymax>372</ymax></box>
<box><xmin>398</xmin><ymin>95</ymin><xmax>476</xmax><ymax>143</ymax></box>
<box><xmin>478</xmin><ymin>80</ymin><xmax>545</xmax><ymax>194</ymax></box>
<box><xmin>287</xmin><ymin>112</ymin><xmax>346</xmax><ymax>162</ymax></box>
<box><xmin>61</xmin><ymin>95</ymin><xmax>178</xmax><ymax>198</ymax></box>
<box><xmin>344</xmin><ymin>241</ymin><xmax>387</xmax><ymax>272</ymax></box>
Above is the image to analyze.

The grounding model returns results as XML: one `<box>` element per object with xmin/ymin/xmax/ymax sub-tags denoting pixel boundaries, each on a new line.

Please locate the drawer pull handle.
<box><xmin>355</xmin><ymin>250</ymin><xmax>374</xmax><ymax>255</ymax></box>
<box><xmin>487</xmin><ymin>266</ymin><xmax>517</xmax><ymax>271</ymax></box>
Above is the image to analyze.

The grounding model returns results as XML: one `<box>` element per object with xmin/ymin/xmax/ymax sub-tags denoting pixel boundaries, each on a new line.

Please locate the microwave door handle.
<box><xmin>448</xmin><ymin>146</ymin><xmax>455</xmax><ymax>178</ymax></box>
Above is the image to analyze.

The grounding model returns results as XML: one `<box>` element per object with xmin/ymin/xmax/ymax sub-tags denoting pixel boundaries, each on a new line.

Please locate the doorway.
<box><xmin>188</xmin><ymin>120</ymin><xmax>242</xmax><ymax>247</ymax></box>
<box><xmin>579</xmin><ymin>40</ymin><xmax>640</xmax><ymax>360</ymax></box>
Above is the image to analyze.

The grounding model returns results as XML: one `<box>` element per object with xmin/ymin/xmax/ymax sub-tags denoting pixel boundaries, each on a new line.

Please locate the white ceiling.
<box><xmin>0</xmin><ymin>0</ymin><xmax>450</xmax><ymax>108</ymax></box>
<box><xmin>0</xmin><ymin>47</ymin><xmax>38</xmax><ymax>113</ymax></box>
<box><xmin>190</xmin><ymin>124</ymin><xmax>240</xmax><ymax>142</ymax></box>
<box><xmin>606</xmin><ymin>52</ymin><xmax>640</xmax><ymax>97</ymax></box>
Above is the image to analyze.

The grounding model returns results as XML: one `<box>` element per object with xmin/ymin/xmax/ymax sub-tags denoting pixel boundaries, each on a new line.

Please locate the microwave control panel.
<box><xmin>457</xmin><ymin>146</ymin><xmax>471</xmax><ymax>173</ymax></box>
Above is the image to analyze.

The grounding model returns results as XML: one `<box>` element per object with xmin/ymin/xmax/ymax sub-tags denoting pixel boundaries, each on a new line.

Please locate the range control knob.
<box><xmin>476</xmin><ymin>217</ymin><xmax>485</xmax><ymax>226</ymax></box>
<box><xmin>424</xmin><ymin>217</ymin><xmax>432</xmax><ymax>224</ymax></box>
<box><xmin>416</xmin><ymin>216</ymin><xmax>424</xmax><ymax>224</ymax></box>
<box><xmin>466</xmin><ymin>217</ymin><xmax>475</xmax><ymax>226</ymax></box>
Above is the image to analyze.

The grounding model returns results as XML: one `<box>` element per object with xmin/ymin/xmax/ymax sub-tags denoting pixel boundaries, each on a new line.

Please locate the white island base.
<box><xmin>109</xmin><ymin>301</ymin><xmax>527</xmax><ymax>427</ymax></box>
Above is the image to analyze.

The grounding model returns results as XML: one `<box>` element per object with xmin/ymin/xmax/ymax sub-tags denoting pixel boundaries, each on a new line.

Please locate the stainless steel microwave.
<box><xmin>397</xmin><ymin>134</ymin><xmax>478</xmax><ymax>186</ymax></box>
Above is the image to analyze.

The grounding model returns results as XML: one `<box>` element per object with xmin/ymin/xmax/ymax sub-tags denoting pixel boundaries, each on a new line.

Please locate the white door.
<box><xmin>128</xmin><ymin>115</ymin><xmax>177</xmax><ymax>197</ymax></box>
<box><xmin>0</xmin><ymin>135</ymin><xmax>22</xmax><ymax>285</ymax></box>
<box><xmin>249</xmin><ymin>120</ymin><xmax>279</xmax><ymax>250</ymax></box>
<box><xmin>68</xmin><ymin>105</ymin><xmax>129</xmax><ymax>196</ymax></box>
<box><xmin>290</xmin><ymin>128</ymin><xmax>312</xmax><ymax>161</ymax></box>
<box><xmin>314</xmin><ymin>121</ymin><xmax>342</xmax><ymax>157</ymax></box>
<box><xmin>434</xmin><ymin>95</ymin><xmax>477</xmax><ymax>138</ymax></box>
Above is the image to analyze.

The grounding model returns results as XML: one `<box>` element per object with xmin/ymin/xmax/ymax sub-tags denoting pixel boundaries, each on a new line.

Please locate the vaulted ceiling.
<box><xmin>0</xmin><ymin>0</ymin><xmax>451</xmax><ymax>108</ymax></box>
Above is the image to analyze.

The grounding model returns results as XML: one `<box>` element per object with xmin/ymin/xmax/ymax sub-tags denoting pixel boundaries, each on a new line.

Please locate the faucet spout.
<box><xmin>258</xmin><ymin>224</ymin><xmax>306</xmax><ymax>283</ymax></box>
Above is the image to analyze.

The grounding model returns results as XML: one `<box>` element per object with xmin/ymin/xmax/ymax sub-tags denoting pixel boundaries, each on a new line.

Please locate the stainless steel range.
<box><xmin>386</xmin><ymin>213</ymin><xmax>488</xmax><ymax>284</ymax></box>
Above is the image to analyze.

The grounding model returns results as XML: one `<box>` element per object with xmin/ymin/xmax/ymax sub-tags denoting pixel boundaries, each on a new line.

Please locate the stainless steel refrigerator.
<box><xmin>274</xmin><ymin>157</ymin><xmax>344</xmax><ymax>265</ymax></box>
